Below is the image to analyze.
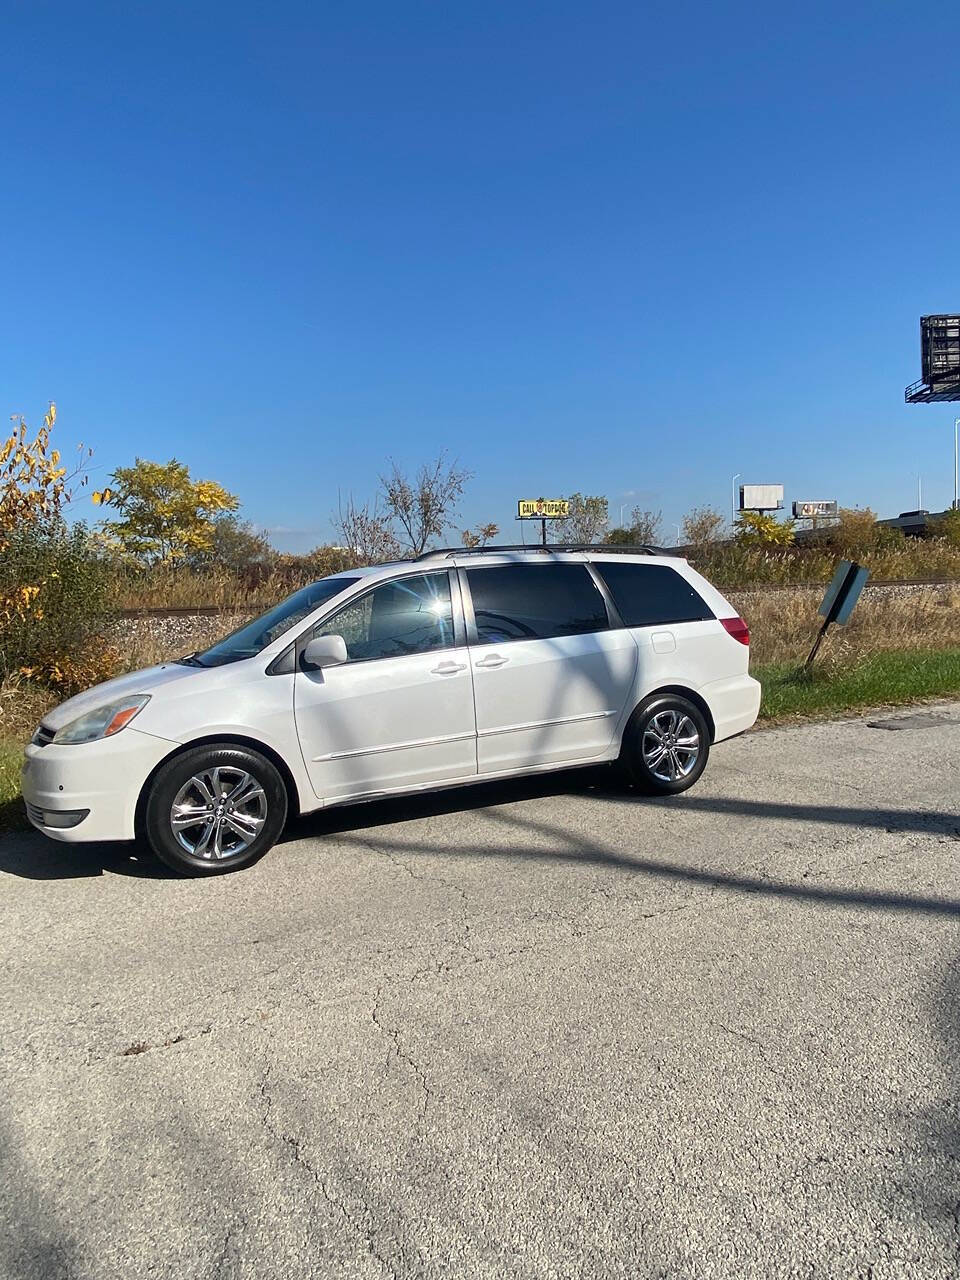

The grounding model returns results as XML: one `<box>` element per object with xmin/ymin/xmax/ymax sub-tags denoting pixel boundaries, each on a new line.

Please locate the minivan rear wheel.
<box><xmin>144</xmin><ymin>745</ymin><xmax>287</xmax><ymax>876</ymax></box>
<box><xmin>621</xmin><ymin>695</ymin><xmax>710</xmax><ymax>795</ymax></box>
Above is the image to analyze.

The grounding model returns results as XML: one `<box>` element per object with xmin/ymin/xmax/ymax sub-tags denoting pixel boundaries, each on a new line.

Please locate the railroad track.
<box><xmin>730</xmin><ymin>577</ymin><xmax>960</xmax><ymax>593</ymax></box>
<box><xmin>116</xmin><ymin>605</ymin><xmax>250</xmax><ymax>619</ymax></box>
<box><xmin>114</xmin><ymin>577</ymin><xmax>960</xmax><ymax>621</ymax></box>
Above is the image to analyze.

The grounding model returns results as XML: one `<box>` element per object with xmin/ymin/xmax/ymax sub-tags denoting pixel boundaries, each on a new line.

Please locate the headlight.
<box><xmin>52</xmin><ymin>695</ymin><xmax>151</xmax><ymax>745</ymax></box>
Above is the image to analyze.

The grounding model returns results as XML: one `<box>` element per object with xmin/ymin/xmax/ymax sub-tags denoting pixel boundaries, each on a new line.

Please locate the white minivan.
<box><xmin>21</xmin><ymin>547</ymin><xmax>760</xmax><ymax>875</ymax></box>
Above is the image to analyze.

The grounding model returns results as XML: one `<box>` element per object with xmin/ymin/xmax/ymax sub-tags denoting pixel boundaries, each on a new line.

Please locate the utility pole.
<box><xmin>954</xmin><ymin>416</ymin><xmax>959</xmax><ymax>510</ymax></box>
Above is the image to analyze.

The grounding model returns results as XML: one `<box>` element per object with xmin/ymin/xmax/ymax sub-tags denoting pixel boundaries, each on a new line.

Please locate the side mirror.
<box><xmin>302</xmin><ymin>634</ymin><xmax>348</xmax><ymax>670</ymax></box>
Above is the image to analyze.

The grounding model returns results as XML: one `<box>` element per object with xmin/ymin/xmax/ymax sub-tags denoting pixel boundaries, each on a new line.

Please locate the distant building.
<box><xmin>875</xmin><ymin>509</ymin><xmax>947</xmax><ymax>537</ymax></box>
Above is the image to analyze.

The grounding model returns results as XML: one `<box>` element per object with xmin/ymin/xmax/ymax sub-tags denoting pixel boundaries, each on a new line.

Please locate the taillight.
<box><xmin>720</xmin><ymin>616</ymin><xmax>750</xmax><ymax>645</ymax></box>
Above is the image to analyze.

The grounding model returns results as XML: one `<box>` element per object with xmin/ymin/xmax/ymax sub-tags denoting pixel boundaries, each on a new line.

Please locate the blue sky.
<box><xmin>4</xmin><ymin>0</ymin><xmax>960</xmax><ymax>550</ymax></box>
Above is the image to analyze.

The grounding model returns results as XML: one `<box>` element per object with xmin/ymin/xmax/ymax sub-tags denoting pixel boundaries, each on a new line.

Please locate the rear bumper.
<box><xmin>702</xmin><ymin>673</ymin><xmax>761</xmax><ymax>742</ymax></box>
<box><xmin>20</xmin><ymin>728</ymin><xmax>178</xmax><ymax>843</ymax></box>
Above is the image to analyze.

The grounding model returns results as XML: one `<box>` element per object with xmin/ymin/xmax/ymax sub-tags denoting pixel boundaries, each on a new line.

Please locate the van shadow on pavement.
<box><xmin>2</xmin><ymin>766</ymin><xmax>960</xmax><ymax>917</ymax></box>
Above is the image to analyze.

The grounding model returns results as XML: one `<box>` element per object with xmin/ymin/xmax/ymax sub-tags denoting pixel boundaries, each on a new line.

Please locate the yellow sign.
<box><xmin>517</xmin><ymin>498</ymin><xmax>569</xmax><ymax>519</ymax></box>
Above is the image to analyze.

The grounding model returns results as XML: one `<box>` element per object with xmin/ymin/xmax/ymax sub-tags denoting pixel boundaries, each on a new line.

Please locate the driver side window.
<box><xmin>317</xmin><ymin>573</ymin><xmax>455</xmax><ymax>662</ymax></box>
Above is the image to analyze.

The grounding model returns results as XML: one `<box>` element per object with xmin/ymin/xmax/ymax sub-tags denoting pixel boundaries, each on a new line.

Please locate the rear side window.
<box><xmin>595</xmin><ymin>562</ymin><xmax>714</xmax><ymax>627</ymax></box>
<box><xmin>466</xmin><ymin>564</ymin><xmax>608</xmax><ymax>645</ymax></box>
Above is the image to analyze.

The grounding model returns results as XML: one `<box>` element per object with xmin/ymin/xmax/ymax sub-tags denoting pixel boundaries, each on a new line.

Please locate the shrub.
<box><xmin>200</xmin><ymin>515</ymin><xmax>275</xmax><ymax>577</ymax></box>
<box><xmin>606</xmin><ymin>508</ymin><xmax>663</xmax><ymax>546</ymax></box>
<box><xmin>934</xmin><ymin>508</ymin><xmax>960</xmax><ymax>548</ymax></box>
<box><xmin>681</xmin><ymin>506</ymin><xmax>725</xmax><ymax>548</ymax></box>
<box><xmin>0</xmin><ymin>521</ymin><xmax>116</xmax><ymax>694</ymax></box>
<box><xmin>822</xmin><ymin>507</ymin><xmax>879</xmax><ymax>556</ymax></box>
<box><xmin>734</xmin><ymin>512</ymin><xmax>796</xmax><ymax>547</ymax></box>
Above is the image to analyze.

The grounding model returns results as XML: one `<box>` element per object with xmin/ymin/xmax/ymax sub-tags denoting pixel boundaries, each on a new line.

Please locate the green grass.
<box><xmin>0</xmin><ymin>737</ymin><xmax>27</xmax><ymax>834</ymax></box>
<box><xmin>755</xmin><ymin>647</ymin><xmax>960</xmax><ymax>722</ymax></box>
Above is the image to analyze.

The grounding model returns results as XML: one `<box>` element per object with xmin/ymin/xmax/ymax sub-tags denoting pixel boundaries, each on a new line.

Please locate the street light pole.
<box><xmin>619</xmin><ymin>503</ymin><xmax>628</xmax><ymax>528</ymax></box>
<box><xmin>954</xmin><ymin>417</ymin><xmax>959</xmax><ymax>510</ymax></box>
<box><xmin>731</xmin><ymin>473</ymin><xmax>740</xmax><ymax>527</ymax></box>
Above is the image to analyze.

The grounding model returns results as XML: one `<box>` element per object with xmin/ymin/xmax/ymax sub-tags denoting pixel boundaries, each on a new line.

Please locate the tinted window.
<box><xmin>466</xmin><ymin>565</ymin><xmax>608</xmax><ymax>644</ymax></box>
<box><xmin>595</xmin><ymin>562</ymin><xmax>714</xmax><ymax>627</ymax></box>
<box><xmin>195</xmin><ymin>577</ymin><xmax>359</xmax><ymax>667</ymax></box>
<box><xmin>318</xmin><ymin>573</ymin><xmax>454</xmax><ymax>661</ymax></box>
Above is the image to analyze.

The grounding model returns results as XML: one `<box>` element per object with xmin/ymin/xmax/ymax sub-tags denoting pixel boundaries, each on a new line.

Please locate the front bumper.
<box><xmin>21</xmin><ymin>728</ymin><xmax>179</xmax><ymax>842</ymax></box>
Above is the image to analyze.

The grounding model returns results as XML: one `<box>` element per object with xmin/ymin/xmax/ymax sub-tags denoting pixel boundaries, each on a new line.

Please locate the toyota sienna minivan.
<box><xmin>22</xmin><ymin>546</ymin><xmax>760</xmax><ymax>875</ymax></box>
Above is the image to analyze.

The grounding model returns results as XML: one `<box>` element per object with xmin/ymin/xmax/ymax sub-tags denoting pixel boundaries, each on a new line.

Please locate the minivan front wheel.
<box><xmin>622</xmin><ymin>695</ymin><xmax>710</xmax><ymax>795</ymax></box>
<box><xmin>144</xmin><ymin>745</ymin><xmax>288</xmax><ymax>876</ymax></box>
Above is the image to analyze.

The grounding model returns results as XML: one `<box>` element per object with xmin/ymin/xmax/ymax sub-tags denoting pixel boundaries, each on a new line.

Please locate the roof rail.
<box><xmin>414</xmin><ymin>543</ymin><xmax>677</xmax><ymax>561</ymax></box>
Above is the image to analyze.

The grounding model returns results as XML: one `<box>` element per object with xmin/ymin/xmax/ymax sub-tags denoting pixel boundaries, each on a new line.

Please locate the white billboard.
<box><xmin>740</xmin><ymin>484</ymin><xmax>784</xmax><ymax>511</ymax></box>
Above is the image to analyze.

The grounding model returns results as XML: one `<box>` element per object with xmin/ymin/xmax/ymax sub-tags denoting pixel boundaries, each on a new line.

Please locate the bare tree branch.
<box><xmin>552</xmin><ymin>493</ymin><xmax>608</xmax><ymax>544</ymax></box>
<box><xmin>333</xmin><ymin>493</ymin><xmax>402</xmax><ymax>567</ymax></box>
<box><xmin>380</xmin><ymin>454</ymin><xmax>472</xmax><ymax>556</ymax></box>
<box><xmin>461</xmin><ymin>521</ymin><xmax>499</xmax><ymax>548</ymax></box>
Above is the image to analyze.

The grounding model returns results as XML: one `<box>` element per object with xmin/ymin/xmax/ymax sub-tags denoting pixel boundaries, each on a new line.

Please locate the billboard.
<box><xmin>739</xmin><ymin>484</ymin><xmax>784</xmax><ymax>512</ymax></box>
<box><xmin>793</xmin><ymin>500</ymin><xmax>838</xmax><ymax>519</ymax></box>
<box><xmin>906</xmin><ymin>315</ymin><xmax>960</xmax><ymax>403</ymax></box>
<box><xmin>517</xmin><ymin>498</ymin><xmax>569</xmax><ymax>519</ymax></box>
<box><xmin>921</xmin><ymin>314</ymin><xmax>960</xmax><ymax>386</ymax></box>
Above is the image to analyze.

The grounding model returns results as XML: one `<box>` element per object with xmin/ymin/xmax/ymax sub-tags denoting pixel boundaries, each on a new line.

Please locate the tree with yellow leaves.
<box><xmin>734</xmin><ymin>510</ymin><xmax>796</xmax><ymax>547</ymax></box>
<box><xmin>0</xmin><ymin>404</ymin><xmax>108</xmax><ymax>692</ymax></box>
<box><xmin>1</xmin><ymin>403</ymin><xmax>74</xmax><ymax>627</ymax></box>
<box><xmin>0</xmin><ymin>403</ymin><xmax>68</xmax><ymax>543</ymax></box>
<box><xmin>93</xmin><ymin>458</ymin><xmax>239</xmax><ymax>563</ymax></box>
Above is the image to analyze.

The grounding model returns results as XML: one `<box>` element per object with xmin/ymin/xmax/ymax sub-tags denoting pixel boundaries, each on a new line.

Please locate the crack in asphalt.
<box><xmin>360</xmin><ymin>837</ymin><xmax>475</xmax><ymax>981</ymax></box>
<box><xmin>209</xmin><ymin>1220</ymin><xmax>238</xmax><ymax>1279</ymax></box>
<box><xmin>712</xmin><ymin>1021</ymin><xmax>794</xmax><ymax>1086</ymax></box>
<box><xmin>93</xmin><ymin>1022</ymin><xmax>213</xmax><ymax>1064</ymax></box>
<box><xmin>370</xmin><ymin>985</ymin><xmax>432</xmax><ymax>1135</ymax></box>
<box><xmin>257</xmin><ymin>1061</ymin><xmax>398</xmax><ymax>1279</ymax></box>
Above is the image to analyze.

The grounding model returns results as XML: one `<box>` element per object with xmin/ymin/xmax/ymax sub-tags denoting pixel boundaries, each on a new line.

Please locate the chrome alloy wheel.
<box><xmin>641</xmin><ymin>709</ymin><xmax>700</xmax><ymax>783</ymax></box>
<box><xmin>170</xmin><ymin>767</ymin><xmax>267</xmax><ymax>859</ymax></box>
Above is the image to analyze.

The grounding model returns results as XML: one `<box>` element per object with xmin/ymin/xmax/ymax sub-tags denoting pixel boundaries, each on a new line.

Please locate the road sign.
<box><xmin>818</xmin><ymin>559</ymin><xmax>870</xmax><ymax>626</ymax></box>
<box><xmin>517</xmin><ymin>499</ymin><xmax>569</xmax><ymax>519</ymax></box>
<box><xmin>805</xmin><ymin>559</ymin><xmax>870</xmax><ymax>668</ymax></box>
<box><xmin>793</xmin><ymin>500</ymin><xmax>838</xmax><ymax>519</ymax></box>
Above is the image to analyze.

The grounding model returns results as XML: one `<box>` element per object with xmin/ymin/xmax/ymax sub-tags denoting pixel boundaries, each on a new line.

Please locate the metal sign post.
<box><xmin>517</xmin><ymin>498</ymin><xmax>570</xmax><ymax>547</ymax></box>
<box><xmin>804</xmin><ymin>559</ymin><xmax>870</xmax><ymax>670</ymax></box>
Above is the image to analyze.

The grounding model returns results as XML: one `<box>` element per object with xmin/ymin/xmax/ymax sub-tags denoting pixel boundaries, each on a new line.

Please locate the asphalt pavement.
<box><xmin>2</xmin><ymin>706</ymin><xmax>960</xmax><ymax>1279</ymax></box>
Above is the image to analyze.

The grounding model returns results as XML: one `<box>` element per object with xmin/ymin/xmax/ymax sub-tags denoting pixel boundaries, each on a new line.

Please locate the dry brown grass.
<box><xmin>5</xmin><ymin>587</ymin><xmax>960</xmax><ymax>738</ymax></box>
<box><xmin>108</xmin><ymin>567</ymin><xmax>313</xmax><ymax>611</ymax></box>
<box><xmin>732</xmin><ymin>585</ymin><xmax>960</xmax><ymax>667</ymax></box>
<box><xmin>102</xmin><ymin>585</ymin><xmax>960</xmax><ymax>683</ymax></box>
<box><xmin>0</xmin><ymin>674</ymin><xmax>55</xmax><ymax>741</ymax></box>
<box><xmin>691</xmin><ymin>538</ymin><xmax>960</xmax><ymax>587</ymax></box>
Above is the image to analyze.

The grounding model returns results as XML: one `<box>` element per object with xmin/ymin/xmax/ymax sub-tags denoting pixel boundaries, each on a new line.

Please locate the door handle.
<box><xmin>431</xmin><ymin>661</ymin><xmax>467</xmax><ymax>675</ymax></box>
<box><xmin>475</xmin><ymin>654</ymin><xmax>508</xmax><ymax>669</ymax></box>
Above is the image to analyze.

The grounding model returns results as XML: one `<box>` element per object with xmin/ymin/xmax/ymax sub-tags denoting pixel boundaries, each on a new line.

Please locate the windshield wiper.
<box><xmin>176</xmin><ymin>652</ymin><xmax>206</xmax><ymax>667</ymax></box>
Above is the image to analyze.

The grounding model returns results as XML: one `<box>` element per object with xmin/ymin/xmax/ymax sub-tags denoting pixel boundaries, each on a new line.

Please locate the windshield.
<box><xmin>189</xmin><ymin>577</ymin><xmax>359</xmax><ymax>667</ymax></box>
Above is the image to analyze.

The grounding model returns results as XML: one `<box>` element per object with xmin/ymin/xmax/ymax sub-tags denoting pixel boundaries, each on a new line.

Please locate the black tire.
<box><xmin>143</xmin><ymin>744</ymin><xmax>288</xmax><ymax>876</ymax></box>
<box><xmin>621</xmin><ymin>694</ymin><xmax>710</xmax><ymax>795</ymax></box>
